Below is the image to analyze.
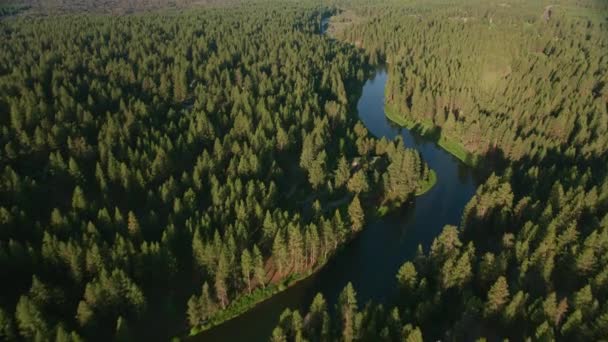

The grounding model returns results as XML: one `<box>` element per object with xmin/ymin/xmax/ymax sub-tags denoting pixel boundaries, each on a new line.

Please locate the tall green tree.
<box><xmin>334</xmin><ymin>156</ymin><xmax>350</xmax><ymax>189</ymax></box>
<box><xmin>348</xmin><ymin>196</ymin><xmax>365</xmax><ymax>232</ymax></box>
<box><xmin>273</xmin><ymin>232</ymin><xmax>288</xmax><ymax>276</ymax></box>
<box><xmin>241</xmin><ymin>249</ymin><xmax>252</xmax><ymax>293</ymax></box>
<box><xmin>337</xmin><ymin>283</ymin><xmax>358</xmax><ymax>342</ymax></box>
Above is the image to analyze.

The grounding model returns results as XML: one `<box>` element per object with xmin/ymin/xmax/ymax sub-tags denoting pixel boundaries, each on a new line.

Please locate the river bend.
<box><xmin>193</xmin><ymin>68</ymin><xmax>478</xmax><ymax>342</ymax></box>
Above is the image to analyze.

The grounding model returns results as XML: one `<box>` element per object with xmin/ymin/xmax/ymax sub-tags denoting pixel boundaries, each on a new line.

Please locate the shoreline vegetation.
<box><xmin>384</xmin><ymin>104</ymin><xmax>479</xmax><ymax>167</ymax></box>
<box><xmin>416</xmin><ymin>169</ymin><xmax>437</xmax><ymax>196</ymax></box>
<box><xmin>186</xmin><ymin>262</ymin><xmax>320</xmax><ymax>338</ymax></box>
<box><xmin>185</xmin><ymin>173</ymin><xmax>438</xmax><ymax>340</ymax></box>
<box><xmin>0</xmin><ymin>5</ymin><xmax>440</xmax><ymax>340</ymax></box>
<box><xmin>3</xmin><ymin>1</ymin><xmax>607</xmax><ymax>342</ymax></box>
<box><xmin>182</xmin><ymin>21</ymin><xmax>442</xmax><ymax>340</ymax></box>
<box><xmin>185</xmin><ymin>159</ymin><xmax>438</xmax><ymax>340</ymax></box>
<box><xmin>183</xmin><ymin>17</ymin><xmax>446</xmax><ymax>340</ymax></box>
<box><xmin>184</xmin><ymin>110</ymin><xmax>440</xmax><ymax>341</ymax></box>
<box><xmin>184</xmin><ymin>187</ymin><xmax>393</xmax><ymax>339</ymax></box>
<box><xmin>187</xmin><ymin>163</ymin><xmax>439</xmax><ymax>337</ymax></box>
<box><xmin>325</xmin><ymin>9</ymin><xmax>478</xmax><ymax>169</ymax></box>
<box><xmin>268</xmin><ymin>2</ymin><xmax>608</xmax><ymax>341</ymax></box>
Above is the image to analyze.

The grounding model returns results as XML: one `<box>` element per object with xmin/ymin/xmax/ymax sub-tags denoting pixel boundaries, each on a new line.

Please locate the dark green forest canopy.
<box><xmin>0</xmin><ymin>2</ymin><xmax>433</xmax><ymax>341</ymax></box>
<box><xmin>335</xmin><ymin>0</ymin><xmax>608</xmax><ymax>162</ymax></box>
<box><xmin>275</xmin><ymin>1</ymin><xmax>608</xmax><ymax>341</ymax></box>
<box><xmin>0</xmin><ymin>0</ymin><xmax>223</xmax><ymax>14</ymax></box>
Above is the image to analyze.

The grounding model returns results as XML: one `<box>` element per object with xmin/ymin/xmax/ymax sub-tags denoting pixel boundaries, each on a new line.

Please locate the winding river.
<box><xmin>192</xmin><ymin>68</ymin><xmax>479</xmax><ymax>342</ymax></box>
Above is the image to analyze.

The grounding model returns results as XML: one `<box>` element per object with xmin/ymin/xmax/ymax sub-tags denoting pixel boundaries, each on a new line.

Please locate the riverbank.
<box><xmin>416</xmin><ymin>169</ymin><xmax>437</xmax><ymax>196</ymax></box>
<box><xmin>187</xmin><ymin>56</ymin><xmax>478</xmax><ymax>342</ymax></box>
<box><xmin>187</xmin><ymin>269</ymin><xmax>315</xmax><ymax>338</ymax></box>
<box><xmin>186</xmin><ymin>189</ymin><xmax>388</xmax><ymax>339</ymax></box>
<box><xmin>384</xmin><ymin>104</ymin><xmax>479</xmax><ymax>167</ymax></box>
<box><xmin>185</xmin><ymin>169</ymin><xmax>436</xmax><ymax>339</ymax></box>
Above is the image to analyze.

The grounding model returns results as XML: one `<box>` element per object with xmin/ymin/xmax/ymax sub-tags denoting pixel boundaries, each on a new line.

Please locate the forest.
<box><xmin>273</xmin><ymin>1</ymin><xmax>608</xmax><ymax>341</ymax></box>
<box><xmin>334</xmin><ymin>0</ymin><xmax>608</xmax><ymax>163</ymax></box>
<box><xmin>0</xmin><ymin>2</ymin><xmax>435</xmax><ymax>341</ymax></box>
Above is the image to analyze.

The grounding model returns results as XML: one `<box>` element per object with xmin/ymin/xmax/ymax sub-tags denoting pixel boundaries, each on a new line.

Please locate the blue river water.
<box><xmin>191</xmin><ymin>68</ymin><xmax>478</xmax><ymax>342</ymax></box>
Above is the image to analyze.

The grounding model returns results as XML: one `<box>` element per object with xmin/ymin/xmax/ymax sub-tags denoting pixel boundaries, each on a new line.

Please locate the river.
<box><xmin>191</xmin><ymin>68</ymin><xmax>478</xmax><ymax>342</ymax></box>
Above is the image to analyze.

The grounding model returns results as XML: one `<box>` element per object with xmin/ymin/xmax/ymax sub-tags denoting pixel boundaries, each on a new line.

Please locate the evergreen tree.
<box><xmin>199</xmin><ymin>282</ymin><xmax>214</xmax><ymax>322</ymax></box>
<box><xmin>187</xmin><ymin>295</ymin><xmax>202</xmax><ymax>328</ymax></box>
<box><xmin>334</xmin><ymin>156</ymin><xmax>350</xmax><ymax>189</ymax></box>
<box><xmin>253</xmin><ymin>245</ymin><xmax>266</xmax><ymax>289</ymax></box>
<box><xmin>485</xmin><ymin>276</ymin><xmax>510</xmax><ymax>317</ymax></box>
<box><xmin>272</xmin><ymin>232</ymin><xmax>288</xmax><ymax>276</ymax></box>
<box><xmin>71</xmin><ymin>186</ymin><xmax>87</xmax><ymax>211</ymax></box>
<box><xmin>347</xmin><ymin>170</ymin><xmax>369</xmax><ymax>194</ymax></box>
<box><xmin>127</xmin><ymin>211</ymin><xmax>140</xmax><ymax>239</ymax></box>
<box><xmin>215</xmin><ymin>251</ymin><xmax>229</xmax><ymax>309</ymax></box>
<box><xmin>396</xmin><ymin>262</ymin><xmax>418</xmax><ymax>292</ymax></box>
<box><xmin>348</xmin><ymin>196</ymin><xmax>365</xmax><ymax>232</ymax></box>
<box><xmin>337</xmin><ymin>282</ymin><xmax>358</xmax><ymax>342</ymax></box>
<box><xmin>241</xmin><ymin>249</ymin><xmax>252</xmax><ymax>293</ymax></box>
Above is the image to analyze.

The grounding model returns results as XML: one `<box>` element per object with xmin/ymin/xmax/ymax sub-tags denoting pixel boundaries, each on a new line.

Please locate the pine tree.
<box><xmin>71</xmin><ymin>186</ymin><xmax>87</xmax><ymax>211</ymax></box>
<box><xmin>287</xmin><ymin>226</ymin><xmax>304</xmax><ymax>272</ymax></box>
<box><xmin>403</xmin><ymin>326</ymin><xmax>423</xmax><ymax>342</ymax></box>
<box><xmin>241</xmin><ymin>249</ymin><xmax>252</xmax><ymax>293</ymax></box>
<box><xmin>347</xmin><ymin>170</ymin><xmax>369</xmax><ymax>194</ymax></box>
<box><xmin>299</xmin><ymin>136</ymin><xmax>315</xmax><ymax>171</ymax></box>
<box><xmin>271</xmin><ymin>327</ymin><xmax>287</xmax><ymax>342</ymax></box>
<box><xmin>276</xmin><ymin>126</ymin><xmax>289</xmax><ymax>151</ymax></box>
<box><xmin>199</xmin><ymin>282</ymin><xmax>214</xmax><ymax>323</ymax></box>
<box><xmin>485</xmin><ymin>276</ymin><xmax>509</xmax><ymax>317</ymax></box>
<box><xmin>187</xmin><ymin>295</ymin><xmax>201</xmax><ymax>328</ymax></box>
<box><xmin>348</xmin><ymin>196</ymin><xmax>365</xmax><ymax>233</ymax></box>
<box><xmin>337</xmin><ymin>282</ymin><xmax>358</xmax><ymax>342</ymax></box>
<box><xmin>396</xmin><ymin>262</ymin><xmax>418</xmax><ymax>291</ymax></box>
<box><xmin>127</xmin><ymin>211</ymin><xmax>140</xmax><ymax>239</ymax></box>
<box><xmin>262</xmin><ymin>211</ymin><xmax>277</xmax><ymax>245</ymax></box>
<box><xmin>173</xmin><ymin>64</ymin><xmax>188</xmax><ymax>102</ymax></box>
<box><xmin>15</xmin><ymin>295</ymin><xmax>48</xmax><ymax>339</ymax></box>
<box><xmin>334</xmin><ymin>156</ymin><xmax>350</xmax><ymax>189</ymax></box>
<box><xmin>308</xmin><ymin>155</ymin><xmax>326</xmax><ymax>189</ymax></box>
<box><xmin>272</xmin><ymin>231</ymin><xmax>288</xmax><ymax>276</ymax></box>
<box><xmin>503</xmin><ymin>290</ymin><xmax>526</xmax><ymax>324</ymax></box>
<box><xmin>215</xmin><ymin>251</ymin><xmax>229</xmax><ymax>309</ymax></box>
<box><xmin>253</xmin><ymin>245</ymin><xmax>266</xmax><ymax>289</ymax></box>
<box><xmin>305</xmin><ymin>293</ymin><xmax>330</xmax><ymax>341</ymax></box>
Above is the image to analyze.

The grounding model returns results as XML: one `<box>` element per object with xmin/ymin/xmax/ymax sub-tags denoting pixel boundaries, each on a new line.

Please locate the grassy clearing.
<box><xmin>326</xmin><ymin>9</ymin><xmax>364</xmax><ymax>39</ymax></box>
<box><xmin>416</xmin><ymin>169</ymin><xmax>437</xmax><ymax>196</ymax></box>
<box><xmin>437</xmin><ymin>136</ymin><xmax>479</xmax><ymax>167</ymax></box>
<box><xmin>385</xmin><ymin>104</ymin><xmax>479</xmax><ymax>167</ymax></box>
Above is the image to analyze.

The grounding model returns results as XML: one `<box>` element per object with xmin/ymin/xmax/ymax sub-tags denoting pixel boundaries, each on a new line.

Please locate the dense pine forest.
<box><xmin>335</xmin><ymin>0</ymin><xmax>608</xmax><ymax>163</ymax></box>
<box><xmin>273</xmin><ymin>1</ymin><xmax>608</xmax><ymax>341</ymax></box>
<box><xmin>0</xmin><ymin>3</ymin><xmax>435</xmax><ymax>341</ymax></box>
<box><xmin>2</xmin><ymin>0</ymin><xmax>608</xmax><ymax>341</ymax></box>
